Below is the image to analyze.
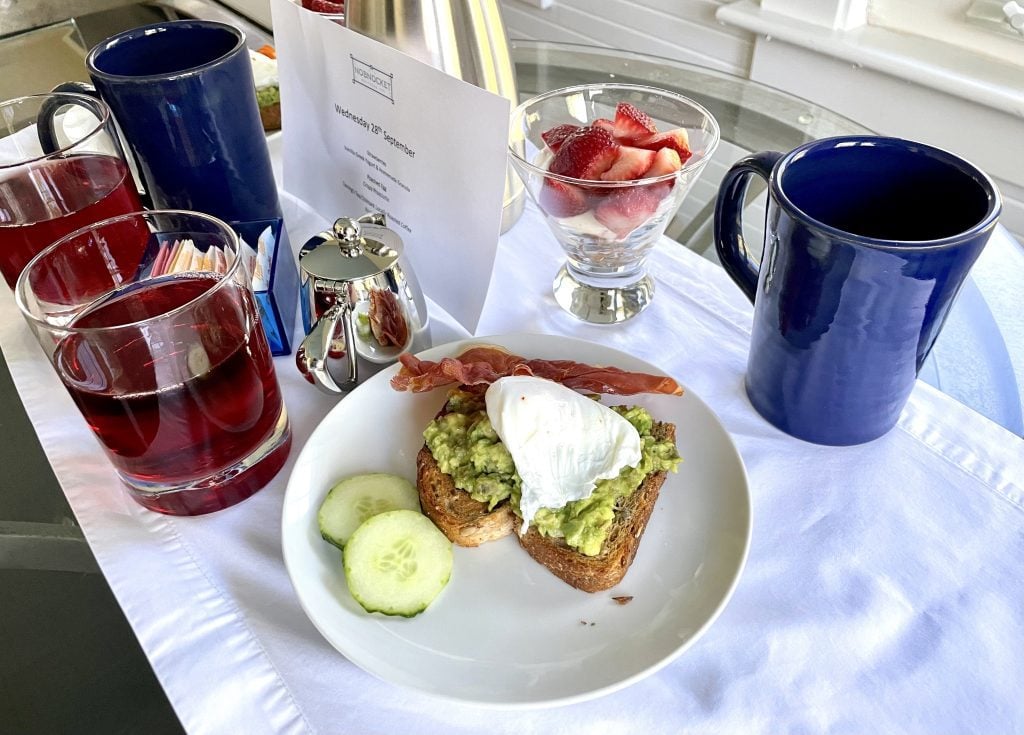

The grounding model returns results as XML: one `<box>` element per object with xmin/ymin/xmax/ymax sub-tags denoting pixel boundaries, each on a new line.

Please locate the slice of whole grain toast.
<box><xmin>415</xmin><ymin>445</ymin><xmax>515</xmax><ymax>546</ymax></box>
<box><xmin>416</xmin><ymin>413</ymin><xmax>676</xmax><ymax>590</ymax></box>
<box><xmin>514</xmin><ymin>420</ymin><xmax>675</xmax><ymax>592</ymax></box>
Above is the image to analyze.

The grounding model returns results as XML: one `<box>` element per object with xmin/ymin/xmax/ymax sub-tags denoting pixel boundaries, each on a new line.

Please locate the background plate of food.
<box><xmin>282</xmin><ymin>333</ymin><xmax>751</xmax><ymax>708</ymax></box>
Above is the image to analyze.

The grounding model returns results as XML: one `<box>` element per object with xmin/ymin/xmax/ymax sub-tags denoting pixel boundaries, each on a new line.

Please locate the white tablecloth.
<box><xmin>2</xmin><ymin>200</ymin><xmax>1023</xmax><ymax>734</ymax></box>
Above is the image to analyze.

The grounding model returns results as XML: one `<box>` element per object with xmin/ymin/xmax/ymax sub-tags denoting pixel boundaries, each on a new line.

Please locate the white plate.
<box><xmin>282</xmin><ymin>334</ymin><xmax>751</xmax><ymax>708</ymax></box>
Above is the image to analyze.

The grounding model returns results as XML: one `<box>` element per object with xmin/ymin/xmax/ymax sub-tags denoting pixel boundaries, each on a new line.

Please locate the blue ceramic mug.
<box><xmin>714</xmin><ymin>136</ymin><xmax>1001</xmax><ymax>445</ymax></box>
<box><xmin>55</xmin><ymin>20</ymin><xmax>280</xmax><ymax>223</ymax></box>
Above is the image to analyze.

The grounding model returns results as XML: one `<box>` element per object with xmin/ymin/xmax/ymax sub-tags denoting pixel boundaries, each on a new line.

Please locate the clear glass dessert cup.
<box><xmin>508</xmin><ymin>83</ymin><xmax>720</xmax><ymax>324</ymax></box>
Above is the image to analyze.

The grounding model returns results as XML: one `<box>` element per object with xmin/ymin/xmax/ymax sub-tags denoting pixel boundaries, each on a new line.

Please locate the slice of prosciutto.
<box><xmin>390</xmin><ymin>345</ymin><xmax>683</xmax><ymax>396</ymax></box>
<box><xmin>368</xmin><ymin>289</ymin><xmax>409</xmax><ymax>348</ymax></box>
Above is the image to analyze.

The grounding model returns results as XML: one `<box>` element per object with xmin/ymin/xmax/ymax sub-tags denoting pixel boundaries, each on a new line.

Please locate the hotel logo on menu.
<box><xmin>351</xmin><ymin>55</ymin><xmax>395</xmax><ymax>103</ymax></box>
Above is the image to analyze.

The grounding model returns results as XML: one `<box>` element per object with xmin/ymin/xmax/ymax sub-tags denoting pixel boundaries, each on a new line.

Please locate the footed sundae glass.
<box><xmin>508</xmin><ymin>83</ymin><xmax>720</xmax><ymax>324</ymax></box>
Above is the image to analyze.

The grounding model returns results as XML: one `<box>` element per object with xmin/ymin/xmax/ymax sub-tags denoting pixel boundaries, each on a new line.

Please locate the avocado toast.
<box><xmin>416</xmin><ymin>389</ymin><xmax>516</xmax><ymax>547</ymax></box>
<box><xmin>415</xmin><ymin>385</ymin><xmax>680</xmax><ymax>591</ymax></box>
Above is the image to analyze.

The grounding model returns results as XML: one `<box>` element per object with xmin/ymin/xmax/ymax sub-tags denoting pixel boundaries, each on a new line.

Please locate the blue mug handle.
<box><xmin>37</xmin><ymin>82</ymin><xmax>153</xmax><ymax>209</ymax></box>
<box><xmin>713</xmin><ymin>151</ymin><xmax>784</xmax><ymax>303</ymax></box>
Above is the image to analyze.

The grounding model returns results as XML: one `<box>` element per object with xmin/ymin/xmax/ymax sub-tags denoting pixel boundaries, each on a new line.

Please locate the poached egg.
<box><xmin>484</xmin><ymin>375</ymin><xmax>642</xmax><ymax>532</ymax></box>
<box><xmin>248</xmin><ymin>49</ymin><xmax>278</xmax><ymax>90</ymax></box>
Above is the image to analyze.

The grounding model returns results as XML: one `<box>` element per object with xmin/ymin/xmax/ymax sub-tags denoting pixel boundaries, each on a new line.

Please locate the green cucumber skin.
<box><xmin>347</xmin><ymin>564</ymin><xmax>452</xmax><ymax>618</ymax></box>
<box><xmin>321</xmin><ymin>530</ymin><xmax>341</xmax><ymax>548</ymax></box>
<box><xmin>317</xmin><ymin>473</ymin><xmax>418</xmax><ymax>549</ymax></box>
<box><xmin>342</xmin><ymin>510</ymin><xmax>453</xmax><ymax>618</ymax></box>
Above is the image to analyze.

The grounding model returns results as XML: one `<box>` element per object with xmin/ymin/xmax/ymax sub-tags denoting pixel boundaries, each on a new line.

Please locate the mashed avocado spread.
<box><xmin>422</xmin><ymin>389</ymin><xmax>681</xmax><ymax>556</ymax></box>
<box><xmin>256</xmin><ymin>86</ymin><xmax>280</xmax><ymax>107</ymax></box>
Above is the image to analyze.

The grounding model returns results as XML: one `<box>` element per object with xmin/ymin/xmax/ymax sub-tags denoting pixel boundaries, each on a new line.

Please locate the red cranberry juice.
<box><xmin>55</xmin><ymin>275</ymin><xmax>285</xmax><ymax>492</ymax></box>
<box><xmin>0</xmin><ymin>154</ymin><xmax>142</xmax><ymax>288</ymax></box>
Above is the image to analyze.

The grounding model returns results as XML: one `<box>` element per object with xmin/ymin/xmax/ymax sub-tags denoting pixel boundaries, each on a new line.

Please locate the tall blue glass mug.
<box><xmin>58</xmin><ymin>20</ymin><xmax>280</xmax><ymax>223</ymax></box>
<box><xmin>714</xmin><ymin>137</ymin><xmax>1001</xmax><ymax>446</ymax></box>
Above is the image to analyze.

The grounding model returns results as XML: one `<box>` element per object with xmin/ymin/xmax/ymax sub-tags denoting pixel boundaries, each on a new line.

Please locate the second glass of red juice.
<box><xmin>0</xmin><ymin>92</ymin><xmax>142</xmax><ymax>289</ymax></box>
<box><xmin>16</xmin><ymin>210</ymin><xmax>292</xmax><ymax>515</ymax></box>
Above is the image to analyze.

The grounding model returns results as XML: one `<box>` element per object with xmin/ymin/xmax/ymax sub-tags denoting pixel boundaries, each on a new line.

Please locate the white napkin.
<box><xmin>1</xmin><ymin>199</ymin><xmax>1021</xmax><ymax>734</ymax></box>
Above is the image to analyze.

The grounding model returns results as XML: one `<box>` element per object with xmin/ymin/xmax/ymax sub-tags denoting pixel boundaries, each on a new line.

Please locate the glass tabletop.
<box><xmin>511</xmin><ymin>40</ymin><xmax>1023</xmax><ymax>436</ymax></box>
<box><xmin>512</xmin><ymin>40</ymin><xmax>871</xmax><ymax>257</ymax></box>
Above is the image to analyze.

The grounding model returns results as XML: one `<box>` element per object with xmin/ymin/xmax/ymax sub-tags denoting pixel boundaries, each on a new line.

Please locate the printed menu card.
<box><xmin>271</xmin><ymin>0</ymin><xmax>512</xmax><ymax>331</ymax></box>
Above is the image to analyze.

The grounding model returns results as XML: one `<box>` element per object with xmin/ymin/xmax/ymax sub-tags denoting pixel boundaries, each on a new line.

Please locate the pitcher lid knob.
<box><xmin>298</xmin><ymin>212</ymin><xmax>404</xmax><ymax>283</ymax></box>
<box><xmin>333</xmin><ymin>217</ymin><xmax>363</xmax><ymax>249</ymax></box>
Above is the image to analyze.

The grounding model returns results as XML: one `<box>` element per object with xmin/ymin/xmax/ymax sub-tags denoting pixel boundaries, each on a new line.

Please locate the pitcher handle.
<box><xmin>39</xmin><ymin>82</ymin><xmax>154</xmax><ymax>209</ymax></box>
<box><xmin>295</xmin><ymin>303</ymin><xmax>359</xmax><ymax>395</ymax></box>
<box><xmin>713</xmin><ymin>151</ymin><xmax>783</xmax><ymax>303</ymax></box>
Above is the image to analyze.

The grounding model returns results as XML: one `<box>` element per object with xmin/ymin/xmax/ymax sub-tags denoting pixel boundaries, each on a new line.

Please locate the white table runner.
<box><xmin>1</xmin><ymin>200</ymin><xmax>1022</xmax><ymax>734</ymax></box>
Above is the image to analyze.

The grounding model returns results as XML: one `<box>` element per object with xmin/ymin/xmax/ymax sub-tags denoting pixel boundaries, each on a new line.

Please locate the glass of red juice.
<box><xmin>0</xmin><ymin>92</ymin><xmax>143</xmax><ymax>288</ymax></box>
<box><xmin>16</xmin><ymin>210</ymin><xmax>292</xmax><ymax>515</ymax></box>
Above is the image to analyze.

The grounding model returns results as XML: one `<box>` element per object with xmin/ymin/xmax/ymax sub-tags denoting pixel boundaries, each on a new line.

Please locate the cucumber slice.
<box><xmin>318</xmin><ymin>473</ymin><xmax>419</xmax><ymax>549</ymax></box>
<box><xmin>343</xmin><ymin>509</ymin><xmax>453</xmax><ymax>617</ymax></box>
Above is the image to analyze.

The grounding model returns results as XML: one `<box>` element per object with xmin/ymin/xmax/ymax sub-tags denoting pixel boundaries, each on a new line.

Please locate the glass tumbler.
<box><xmin>16</xmin><ymin>210</ymin><xmax>292</xmax><ymax>515</ymax></box>
<box><xmin>0</xmin><ymin>92</ymin><xmax>142</xmax><ymax>288</ymax></box>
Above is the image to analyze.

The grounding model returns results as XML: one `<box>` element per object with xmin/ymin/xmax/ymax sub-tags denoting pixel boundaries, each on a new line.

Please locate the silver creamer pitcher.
<box><xmin>344</xmin><ymin>0</ymin><xmax>524</xmax><ymax>230</ymax></box>
<box><xmin>295</xmin><ymin>213</ymin><xmax>430</xmax><ymax>394</ymax></box>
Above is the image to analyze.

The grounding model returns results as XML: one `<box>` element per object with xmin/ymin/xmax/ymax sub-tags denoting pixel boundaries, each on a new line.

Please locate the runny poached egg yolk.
<box><xmin>484</xmin><ymin>375</ymin><xmax>642</xmax><ymax>533</ymax></box>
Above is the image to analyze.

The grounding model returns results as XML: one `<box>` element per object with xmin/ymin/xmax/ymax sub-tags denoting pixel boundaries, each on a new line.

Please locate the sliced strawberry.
<box><xmin>595</xmin><ymin>186</ymin><xmax>662</xmax><ymax>238</ymax></box>
<box><xmin>641</xmin><ymin>148</ymin><xmax>683</xmax><ymax>199</ymax></box>
<box><xmin>643</xmin><ymin>178</ymin><xmax>674</xmax><ymax>203</ymax></box>
<box><xmin>600</xmin><ymin>146</ymin><xmax>656</xmax><ymax>182</ymax></box>
<box><xmin>613</xmin><ymin>102</ymin><xmax>658</xmax><ymax>143</ymax></box>
<box><xmin>592</xmin><ymin>118</ymin><xmax>615</xmax><ymax>134</ymax></box>
<box><xmin>539</xmin><ymin>178</ymin><xmax>588</xmax><ymax>217</ymax></box>
<box><xmin>635</xmin><ymin>128</ymin><xmax>692</xmax><ymax>161</ymax></box>
<box><xmin>549</xmin><ymin>126</ymin><xmax>618</xmax><ymax>181</ymax></box>
<box><xmin>643</xmin><ymin>147</ymin><xmax>683</xmax><ymax>178</ymax></box>
<box><xmin>540</xmin><ymin>124</ymin><xmax>581</xmax><ymax>153</ymax></box>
